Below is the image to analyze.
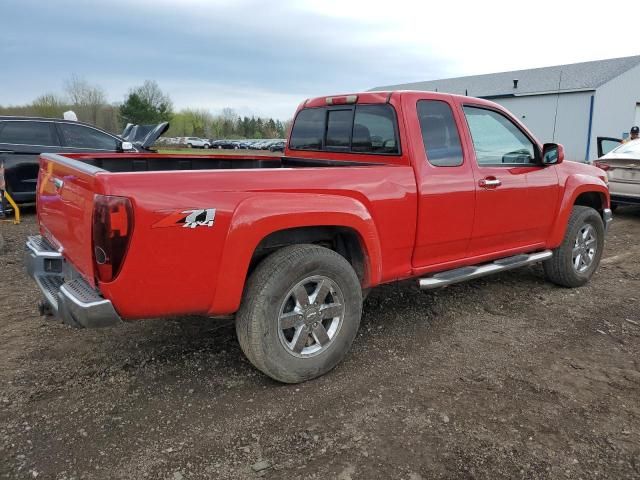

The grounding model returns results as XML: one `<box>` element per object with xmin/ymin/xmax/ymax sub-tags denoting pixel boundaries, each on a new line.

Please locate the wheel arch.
<box><xmin>248</xmin><ymin>226</ymin><xmax>369</xmax><ymax>285</ymax></box>
<box><xmin>208</xmin><ymin>194</ymin><xmax>382</xmax><ymax>315</ymax></box>
<box><xmin>548</xmin><ymin>176</ymin><xmax>610</xmax><ymax>248</ymax></box>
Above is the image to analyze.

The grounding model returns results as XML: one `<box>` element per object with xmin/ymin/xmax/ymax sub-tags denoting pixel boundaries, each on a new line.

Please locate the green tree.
<box><xmin>119</xmin><ymin>80</ymin><xmax>173</xmax><ymax>125</ymax></box>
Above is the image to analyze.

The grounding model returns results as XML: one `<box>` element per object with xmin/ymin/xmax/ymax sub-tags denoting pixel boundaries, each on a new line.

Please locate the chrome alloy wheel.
<box><xmin>572</xmin><ymin>224</ymin><xmax>597</xmax><ymax>273</ymax></box>
<box><xmin>277</xmin><ymin>275</ymin><xmax>345</xmax><ymax>357</ymax></box>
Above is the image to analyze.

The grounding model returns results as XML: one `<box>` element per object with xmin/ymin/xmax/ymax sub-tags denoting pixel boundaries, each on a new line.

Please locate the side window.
<box><xmin>289</xmin><ymin>108</ymin><xmax>325</xmax><ymax>150</ymax></box>
<box><xmin>352</xmin><ymin>105</ymin><xmax>399</xmax><ymax>154</ymax></box>
<box><xmin>326</xmin><ymin>109</ymin><xmax>352</xmax><ymax>149</ymax></box>
<box><xmin>463</xmin><ymin>106</ymin><xmax>536</xmax><ymax>165</ymax></box>
<box><xmin>417</xmin><ymin>100</ymin><xmax>463</xmax><ymax>166</ymax></box>
<box><xmin>59</xmin><ymin>123</ymin><xmax>118</xmax><ymax>150</ymax></box>
<box><xmin>0</xmin><ymin>121</ymin><xmax>57</xmax><ymax>146</ymax></box>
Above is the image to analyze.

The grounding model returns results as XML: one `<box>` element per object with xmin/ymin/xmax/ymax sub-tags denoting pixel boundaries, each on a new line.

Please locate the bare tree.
<box><xmin>64</xmin><ymin>75</ymin><xmax>107</xmax><ymax>125</ymax></box>
<box><xmin>120</xmin><ymin>80</ymin><xmax>173</xmax><ymax>125</ymax></box>
<box><xmin>136</xmin><ymin>80</ymin><xmax>173</xmax><ymax>114</ymax></box>
<box><xmin>31</xmin><ymin>93</ymin><xmax>66</xmax><ymax>118</ymax></box>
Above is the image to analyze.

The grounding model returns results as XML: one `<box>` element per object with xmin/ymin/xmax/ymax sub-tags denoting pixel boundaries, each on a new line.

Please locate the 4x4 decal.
<box><xmin>153</xmin><ymin>208</ymin><xmax>216</xmax><ymax>229</ymax></box>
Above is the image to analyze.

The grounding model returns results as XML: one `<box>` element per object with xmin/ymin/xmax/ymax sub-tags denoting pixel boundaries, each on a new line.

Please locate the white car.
<box><xmin>185</xmin><ymin>137</ymin><xmax>210</xmax><ymax>149</ymax></box>
<box><xmin>595</xmin><ymin>138</ymin><xmax>640</xmax><ymax>209</ymax></box>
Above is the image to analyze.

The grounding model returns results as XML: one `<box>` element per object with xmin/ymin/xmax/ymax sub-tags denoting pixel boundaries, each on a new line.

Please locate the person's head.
<box><xmin>631</xmin><ymin>126</ymin><xmax>640</xmax><ymax>140</ymax></box>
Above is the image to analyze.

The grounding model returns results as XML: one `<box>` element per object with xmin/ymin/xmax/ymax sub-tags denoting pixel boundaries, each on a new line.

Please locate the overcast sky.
<box><xmin>1</xmin><ymin>0</ymin><xmax>639</xmax><ymax>119</ymax></box>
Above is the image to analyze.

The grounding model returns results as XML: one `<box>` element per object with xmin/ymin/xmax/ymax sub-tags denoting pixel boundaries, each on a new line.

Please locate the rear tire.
<box><xmin>543</xmin><ymin>206</ymin><xmax>604</xmax><ymax>287</ymax></box>
<box><xmin>236</xmin><ymin>244</ymin><xmax>362</xmax><ymax>383</ymax></box>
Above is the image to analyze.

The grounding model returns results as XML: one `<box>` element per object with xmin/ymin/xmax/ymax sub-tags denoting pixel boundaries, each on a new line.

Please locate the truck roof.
<box><xmin>301</xmin><ymin>90</ymin><xmax>491</xmax><ymax>109</ymax></box>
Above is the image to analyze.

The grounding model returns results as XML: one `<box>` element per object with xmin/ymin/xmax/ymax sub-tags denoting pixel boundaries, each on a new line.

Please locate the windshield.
<box><xmin>607</xmin><ymin>139</ymin><xmax>640</xmax><ymax>156</ymax></box>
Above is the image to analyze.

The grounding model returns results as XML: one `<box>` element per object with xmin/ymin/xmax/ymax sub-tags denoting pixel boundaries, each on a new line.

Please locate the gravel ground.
<box><xmin>1</xmin><ymin>208</ymin><xmax>639</xmax><ymax>480</ymax></box>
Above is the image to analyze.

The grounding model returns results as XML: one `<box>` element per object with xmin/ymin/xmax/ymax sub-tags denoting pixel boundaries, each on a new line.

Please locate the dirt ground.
<box><xmin>1</xmin><ymin>208</ymin><xmax>639</xmax><ymax>480</ymax></box>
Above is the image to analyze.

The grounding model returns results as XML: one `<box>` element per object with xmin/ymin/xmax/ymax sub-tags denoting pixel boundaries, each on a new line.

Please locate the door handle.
<box><xmin>479</xmin><ymin>177</ymin><xmax>501</xmax><ymax>189</ymax></box>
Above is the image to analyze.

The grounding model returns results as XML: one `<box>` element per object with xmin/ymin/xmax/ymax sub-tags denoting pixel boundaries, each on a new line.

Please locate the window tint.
<box><xmin>417</xmin><ymin>100</ymin><xmax>463</xmax><ymax>166</ymax></box>
<box><xmin>463</xmin><ymin>107</ymin><xmax>536</xmax><ymax>165</ymax></box>
<box><xmin>289</xmin><ymin>104</ymin><xmax>400</xmax><ymax>154</ymax></box>
<box><xmin>59</xmin><ymin>123</ymin><xmax>118</xmax><ymax>150</ymax></box>
<box><xmin>352</xmin><ymin>105</ymin><xmax>399</xmax><ymax>154</ymax></box>
<box><xmin>289</xmin><ymin>108</ymin><xmax>325</xmax><ymax>150</ymax></box>
<box><xmin>326</xmin><ymin>109</ymin><xmax>352</xmax><ymax>149</ymax></box>
<box><xmin>0</xmin><ymin>121</ymin><xmax>57</xmax><ymax>146</ymax></box>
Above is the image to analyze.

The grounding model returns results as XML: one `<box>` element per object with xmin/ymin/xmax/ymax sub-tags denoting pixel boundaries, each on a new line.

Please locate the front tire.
<box><xmin>236</xmin><ymin>245</ymin><xmax>362</xmax><ymax>383</ymax></box>
<box><xmin>543</xmin><ymin>206</ymin><xmax>605</xmax><ymax>287</ymax></box>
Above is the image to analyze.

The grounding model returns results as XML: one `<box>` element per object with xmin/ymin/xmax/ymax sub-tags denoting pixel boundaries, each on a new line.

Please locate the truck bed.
<box><xmin>35</xmin><ymin>151</ymin><xmax>416</xmax><ymax>320</ymax></box>
<box><xmin>68</xmin><ymin>153</ymin><xmax>374</xmax><ymax>173</ymax></box>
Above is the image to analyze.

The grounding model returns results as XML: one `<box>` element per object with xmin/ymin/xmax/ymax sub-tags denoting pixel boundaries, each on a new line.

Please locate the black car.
<box><xmin>269</xmin><ymin>140</ymin><xmax>286</xmax><ymax>152</ymax></box>
<box><xmin>0</xmin><ymin>117</ymin><xmax>168</xmax><ymax>203</ymax></box>
<box><xmin>212</xmin><ymin>139</ymin><xmax>241</xmax><ymax>149</ymax></box>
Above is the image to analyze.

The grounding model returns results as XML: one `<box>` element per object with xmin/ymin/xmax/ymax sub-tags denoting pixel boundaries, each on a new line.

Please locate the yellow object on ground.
<box><xmin>1</xmin><ymin>191</ymin><xmax>20</xmax><ymax>225</ymax></box>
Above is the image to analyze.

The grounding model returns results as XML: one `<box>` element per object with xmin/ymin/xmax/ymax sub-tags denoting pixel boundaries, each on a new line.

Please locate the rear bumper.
<box><xmin>25</xmin><ymin>235</ymin><xmax>122</xmax><ymax>328</ymax></box>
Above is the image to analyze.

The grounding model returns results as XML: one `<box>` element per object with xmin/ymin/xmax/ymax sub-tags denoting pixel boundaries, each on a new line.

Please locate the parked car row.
<box><xmin>208</xmin><ymin>138</ymin><xmax>287</xmax><ymax>151</ymax></box>
<box><xmin>157</xmin><ymin>137</ymin><xmax>286</xmax><ymax>151</ymax></box>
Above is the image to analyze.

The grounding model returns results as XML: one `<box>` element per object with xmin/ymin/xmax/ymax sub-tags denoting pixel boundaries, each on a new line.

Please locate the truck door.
<box><xmin>461</xmin><ymin>105</ymin><xmax>559</xmax><ymax>257</ymax></box>
<box><xmin>410</xmin><ymin>95</ymin><xmax>476</xmax><ymax>268</ymax></box>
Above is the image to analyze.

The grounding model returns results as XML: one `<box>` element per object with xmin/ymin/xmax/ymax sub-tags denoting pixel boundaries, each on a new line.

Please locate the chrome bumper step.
<box><xmin>25</xmin><ymin>235</ymin><xmax>122</xmax><ymax>328</ymax></box>
<box><xmin>419</xmin><ymin>250</ymin><xmax>553</xmax><ymax>290</ymax></box>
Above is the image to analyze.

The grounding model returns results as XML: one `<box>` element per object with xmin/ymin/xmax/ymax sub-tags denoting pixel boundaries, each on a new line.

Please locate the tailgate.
<box><xmin>37</xmin><ymin>153</ymin><xmax>102</xmax><ymax>284</ymax></box>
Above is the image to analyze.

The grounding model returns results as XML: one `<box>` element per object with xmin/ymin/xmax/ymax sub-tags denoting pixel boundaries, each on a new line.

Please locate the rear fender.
<box><xmin>548</xmin><ymin>175</ymin><xmax>609</xmax><ymax>247</ymax></box>
<box><xmin>209</xmin><ymin>193</ymin><xmax>381</xmax><ymax>314</ymax></box>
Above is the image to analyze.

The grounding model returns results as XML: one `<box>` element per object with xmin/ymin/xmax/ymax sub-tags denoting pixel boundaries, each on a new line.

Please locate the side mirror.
<box><xmin>542</xmin><ymin>143</ymin><xmax>564</xmax><ymax>165</ymax></box>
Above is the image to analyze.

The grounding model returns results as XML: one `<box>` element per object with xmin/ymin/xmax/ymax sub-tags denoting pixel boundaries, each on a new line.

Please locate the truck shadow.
<box><xmin>59</xmin><ymin>265</ymin><xmax>551</xmax><ymax>384</ymax></box>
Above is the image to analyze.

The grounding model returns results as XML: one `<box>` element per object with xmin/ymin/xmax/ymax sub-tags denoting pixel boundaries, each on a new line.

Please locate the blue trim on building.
<box><xmin>585</xmin><ymin>94</ymin><xmax>595</xmax><ymax>161</ymax></box>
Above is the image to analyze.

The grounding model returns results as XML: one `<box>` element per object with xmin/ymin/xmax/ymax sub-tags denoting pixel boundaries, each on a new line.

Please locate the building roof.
<box><xmin>370</xmin><ymin>55</ymin><xmax>640</xmax><ymax>98</ymax></box>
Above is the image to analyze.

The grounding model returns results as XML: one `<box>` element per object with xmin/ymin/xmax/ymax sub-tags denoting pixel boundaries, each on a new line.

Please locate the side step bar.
<box><xmin>419</xmin><ymin>250</ymin><xmax>553</xmax><ymax>290</ymax></box>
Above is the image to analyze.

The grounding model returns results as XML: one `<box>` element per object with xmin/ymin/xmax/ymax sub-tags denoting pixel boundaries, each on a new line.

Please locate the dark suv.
<box><xmin>0</xmin><ymin>117</ymin><xmax>167</xmax><ymax>203</ymax></box>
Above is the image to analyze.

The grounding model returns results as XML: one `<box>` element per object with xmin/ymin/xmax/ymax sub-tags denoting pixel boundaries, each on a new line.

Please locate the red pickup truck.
<box><xmin>26</xmin><ymin>91</ymin><xmax>611</xmax><ymax>383</ymax></box>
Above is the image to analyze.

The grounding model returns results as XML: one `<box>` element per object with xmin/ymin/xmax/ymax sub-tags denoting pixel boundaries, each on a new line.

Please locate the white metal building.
<box><xmin>371</xmin><ymin>56</ymin><xmax>640</xmax><ymax>161</ymax></box>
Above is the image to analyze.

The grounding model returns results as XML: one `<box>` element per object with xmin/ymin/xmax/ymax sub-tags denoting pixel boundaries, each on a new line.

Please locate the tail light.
<box><xmin>92</xmin><ymin>195</ymin><xmax>133</xmax><ymax>283</ymax></box>
<box><xmin>594</xmin><ymin>161</ymin><xmax>610</xmax><ymax>171</ymax></box>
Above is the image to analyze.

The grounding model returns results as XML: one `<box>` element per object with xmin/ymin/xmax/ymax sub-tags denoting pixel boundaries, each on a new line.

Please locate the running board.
<box><xmin>418</xmin><ymin>250</ymin><xmax>553</xmax><ymax>290</ymax></box>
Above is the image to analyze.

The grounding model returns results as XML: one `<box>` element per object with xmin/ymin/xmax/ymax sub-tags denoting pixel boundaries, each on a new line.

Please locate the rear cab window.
<box><xmin>289</xmin><ymin>104</ymin><xmax>400</xmax><ymax>155</ymax></box>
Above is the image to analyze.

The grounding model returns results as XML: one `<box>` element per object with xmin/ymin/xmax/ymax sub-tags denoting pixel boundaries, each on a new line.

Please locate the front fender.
<box><xmin>209</xmin><ymin>193</ymin><xmax>382</xmax><ymax>314</ymax></box>
<box><xmin>548</xmin><ymin>174</ymin><xmax>610</xmax><ymax>248</ymax></box>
